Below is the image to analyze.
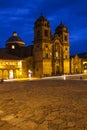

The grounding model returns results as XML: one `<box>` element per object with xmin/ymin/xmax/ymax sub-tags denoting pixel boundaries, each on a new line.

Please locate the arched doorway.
<box><xmin>9</xmin><ymin>70</ymin><xmax>14</xmax><ymax>79</ymax></box>
<box><xmin>3</xmin><ymin>70</ymin><xmax>9</xmax><ymax>79</ymax></box>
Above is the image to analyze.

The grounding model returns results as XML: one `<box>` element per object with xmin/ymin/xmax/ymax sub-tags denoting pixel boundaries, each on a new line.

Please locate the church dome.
<box><xmin>6</xmin><ymin>32</ymin><xmax>25</xmax><ymax>47</ymax></box>
<box><xmin>55</xmin><ymin>22</ymin><xmax>68</xmax><ymax>34</ymax></box>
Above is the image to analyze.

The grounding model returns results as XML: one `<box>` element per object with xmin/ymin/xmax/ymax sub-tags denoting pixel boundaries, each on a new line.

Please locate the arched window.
<box><xmin>11</xmin><ymin>45</ymin><xmax>15</xmax><ymax>49</ymax></box>
<box><xmin>44</xmin><ymin>30</ymin><xmax>48</xmax><ymax>37</ymax></box>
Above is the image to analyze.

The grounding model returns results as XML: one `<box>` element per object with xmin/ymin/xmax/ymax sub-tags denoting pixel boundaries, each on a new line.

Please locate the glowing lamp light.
<box><xmin>29</xmin><ymin>73</ymin><xmax>31</xmax><ymax>78</ymax></box>
<box><xmin>84</xmin><ymin>70</ymin><xmax>87</xmax><ymax>74</ymax></box>
<box><xmin>28</xmin><ymin>70</ymin><xmax>32</xmax><ymax>73</ymax></box>
<box><xmin>63</xmin><ymin>75</ymin><xmax>66</xmax><ymax>80</ymax></box>
<box><xmin>28</xmin><ymin>70</ymin><xmax>32</xmax><ymax>78</ymax></box>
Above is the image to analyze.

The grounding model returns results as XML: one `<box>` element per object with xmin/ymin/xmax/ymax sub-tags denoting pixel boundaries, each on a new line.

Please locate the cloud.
<box><xmin>0</xmin><ymin>0</ymin><xmax>87</xmax><ymax>54</ymax></box>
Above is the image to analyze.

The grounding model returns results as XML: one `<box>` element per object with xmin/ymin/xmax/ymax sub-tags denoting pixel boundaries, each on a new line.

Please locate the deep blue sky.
<box><xmin>0</xmin><ymin>0</ymin><xmax>87</xmax><ymax>55</ymax></box>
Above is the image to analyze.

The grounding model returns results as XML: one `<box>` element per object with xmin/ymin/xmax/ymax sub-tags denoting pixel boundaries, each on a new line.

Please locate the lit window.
<box><xmin>12</xmin><ymin>45</ymin><xmax>15</xmax><ymax>49</ymax></box>
<box><xmin>5</xmin><ymin>62</ymin><xmax>8</xmax><ymax>65</ymax></box>
<box><xmin>56</xmin><ymin>52</ymin><xmax>58</xmax><ymax>58</ymax></box>
<box><xmin>18</xmin><ymin>61</ymin><xmax>22</xmax><ymax>66</ymax></box>
<box><xmin>50</xmin><ymin>52</ymin><xmax>52</xmax><ymax>56</ymax></box>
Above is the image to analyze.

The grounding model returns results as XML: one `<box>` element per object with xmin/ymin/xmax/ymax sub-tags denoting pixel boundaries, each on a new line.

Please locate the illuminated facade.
<box><xmin>0</xmin><ymin>15</ymin><xmax>86</xmax><ymax>79</ymax></box>
<box><xmin>34</xmin><ymin>15</ymin><xmax>70</xmax><ymax>77</ymax></box>
<box><xmin>0</xmin><ymin>32</ymin><xmax>33</xmax><ymax>79</ymax></box>
<box><xmin>0</xmin><ymin>59</ymin><xmax>22</xmax><ymax>79</ymax></box>
<box><xmin>70</xmin><ymin>53</ymin><xmax>87</xmax><ymax>74</ymax></box>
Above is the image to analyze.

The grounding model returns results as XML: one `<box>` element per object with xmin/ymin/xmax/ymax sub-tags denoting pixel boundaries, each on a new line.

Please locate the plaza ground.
<box><xmin>0</xmin><ymin>79</ymin><xmax>87</xmax><ymax>130</ymax></box>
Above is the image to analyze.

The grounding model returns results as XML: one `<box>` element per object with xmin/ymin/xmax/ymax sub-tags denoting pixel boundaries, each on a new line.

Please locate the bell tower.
<box><xmin>34</xmin><ymin>15</ymin><xmax>51</xmax><ymax>42</ymax></box>
<box><xmin>33</xmin><ymin>15</ymin><xmax>52</xmax><ymax>77</ymax></box>
<box><xmin>55</xmin><ymin>22</ymin><xmax>70</xmax><ymax>74</ymax></box>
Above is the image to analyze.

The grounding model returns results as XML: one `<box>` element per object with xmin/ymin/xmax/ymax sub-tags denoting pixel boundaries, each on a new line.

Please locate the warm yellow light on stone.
<box><xmin>18</xmin><ymin>61</ymin><xmax>22</xmax><ymax>67</ymax></box>
<box><xmin>13</xmin><ymin>32</ymin><xmax>17</xmax><ymax>36</ymax></box>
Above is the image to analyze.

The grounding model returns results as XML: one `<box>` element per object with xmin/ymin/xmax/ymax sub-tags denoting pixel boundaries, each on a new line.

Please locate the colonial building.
<box><xmin>0</xmin><ymin>15</ymin><xmax>86</xmax><ymax>79</ymax></box>
<box><xmin>70</xmin><ymin>53</ymin><xmax>87</xmax><ymax>74</ymax></box>
<box><xmin>0</xmin><ymin>32</ymin><xmax>33</xmax><ymax>79</ymax></box>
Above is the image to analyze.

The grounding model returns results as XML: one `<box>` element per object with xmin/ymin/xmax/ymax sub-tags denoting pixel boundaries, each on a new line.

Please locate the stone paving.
<box><xmin>0</xmin><ymin>79</ymin><xmax>87</xmax><ymax>130</ymax></box>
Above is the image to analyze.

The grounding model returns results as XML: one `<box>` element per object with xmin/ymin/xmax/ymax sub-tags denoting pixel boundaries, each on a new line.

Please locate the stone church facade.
<box><xmin>0</xmin><ymin>15</ymin><xmax>86</xmax><ymax>79</ymax></box>
<box><xmin>33</xmin><ymin>15</ymin><xmax>70</xmax><ymax>77</ymax></box>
